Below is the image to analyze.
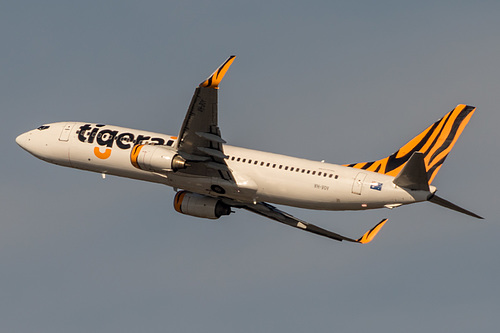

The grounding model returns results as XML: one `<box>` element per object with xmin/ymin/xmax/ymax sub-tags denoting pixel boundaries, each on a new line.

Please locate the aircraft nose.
<box><xmin>15</xmin><ymin>131</ymin><xmax>30</xmax><ymax>150</ymax></box>
<box><xmin>15</xmin><ymin>129</ymin><xmax>40</xmax><ymax>154</ymax></box>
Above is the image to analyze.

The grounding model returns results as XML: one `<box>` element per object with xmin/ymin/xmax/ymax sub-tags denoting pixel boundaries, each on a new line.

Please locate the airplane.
<box><xmin>16</xmin><ymin>56</ymin><xmax>482</xmax><ymax>244</ymax></box>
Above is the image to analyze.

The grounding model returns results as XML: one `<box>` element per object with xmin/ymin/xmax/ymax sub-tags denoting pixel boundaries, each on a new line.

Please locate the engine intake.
<box><xmin>130</xmin><ymin>144</ymin><xmax>186</xmax><ymax>172</ymax></box>
<box><xmin>174</xmin><ymin>191</ymin><xmax>231</xmax><ymax>219</ymax></box>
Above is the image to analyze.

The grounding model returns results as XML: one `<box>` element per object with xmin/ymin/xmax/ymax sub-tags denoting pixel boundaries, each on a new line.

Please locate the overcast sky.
<box><xmin>2</xmin><ymin>1</ymin><xmax>499</xmax><ymax>332</ymax></box>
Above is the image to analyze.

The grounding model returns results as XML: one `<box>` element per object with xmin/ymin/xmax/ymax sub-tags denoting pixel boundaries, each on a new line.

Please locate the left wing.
<box><xmin>242</xmin><ymin>202</ymin><xmax>387</xmax><ymax>243</ymax></box>
<box><xmin>175</xmin><ymin>56</ymin><xmax>236</xmax><ymax>181</ymax></box>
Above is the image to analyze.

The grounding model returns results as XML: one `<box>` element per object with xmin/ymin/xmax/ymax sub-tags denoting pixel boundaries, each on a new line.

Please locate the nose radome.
<box><xmin>15</xmin><ymin>132</ymin><xmax>29</xmax><ymax>150</ymax></box>
<box><xmin>16</xmin><ymin>130</ymin><xmax>39</xmax><ymax>154</ymax></box>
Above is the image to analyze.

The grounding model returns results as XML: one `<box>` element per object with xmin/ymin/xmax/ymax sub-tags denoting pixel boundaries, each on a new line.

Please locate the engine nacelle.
<box><xmin>130</xmin><ymin>144</ymin><xmax>186</xmax><ymax>172</ymax></box>
<box><xmin>174</xmin><ymin>191</ymin><xmax>231</xmax><ymax>219</ymax></box>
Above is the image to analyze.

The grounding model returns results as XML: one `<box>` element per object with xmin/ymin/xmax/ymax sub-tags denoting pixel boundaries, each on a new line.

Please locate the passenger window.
<box><xmin>312</xmin><ymin>171</ymin><xmax>316</xmax><ymax>175</ymax></box>
<box><xmin>242</xmin><ymin>159</ymin><xmax>246</xmax><ymax>163</ymax></box>
<box><xmin>272</xmin><ymin>164</ymin><xmax>276</xmax><ymax>168</ymax></box>
<box><xmin>237</xmin><ymin>158</ymin><xmax>241</xmax><ymax>162</ymax></box>
<box><xmin>266</xmin><ymin>163</ymin><xmax>270</xmax><ymax>167</ymax></box>
<box><xmin>318</xmin><ymin>172</ymin><xmax>322</xmax><ymax>176</ymax></box>
<box><xmin>254</xmin><ymin>161</ymin><xmax>258</xmax><ymax>165</ymax></box>
<box><xmin>260</xmin><ymin>162</ymin><xmax>264</xmax><ymax>166</ymax></box>
<box><xmin>285</xmin><ymin>166</ymin><xmax>288</xmax><ymax>170</ymax></box>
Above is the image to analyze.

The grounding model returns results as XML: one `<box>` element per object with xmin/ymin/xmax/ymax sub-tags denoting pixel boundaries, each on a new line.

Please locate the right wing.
<box><xmin>242</xmin><ymin>202</ymin><xmax>387</xmax><ymax>243</ymax></box>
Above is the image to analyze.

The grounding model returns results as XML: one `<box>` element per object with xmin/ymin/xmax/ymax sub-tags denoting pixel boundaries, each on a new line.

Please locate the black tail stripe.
<box><xmin>419</xmin><ymin>111</ymin><xmax>453</xmax><ymax>158</ymax></box>
<box><xmin>362</xmin><ymin>161</ymin><xmax>375</xmax><ymax>170</ymax></box>
<box><xmin>384</xmin><ymin>120</ymin><xmax>442</xmax><ymax>173</ymax></box>
<box><xmin>426</xmin><ymin>157</ymin><xmax>445</xmax><ymax>180</ymax></box>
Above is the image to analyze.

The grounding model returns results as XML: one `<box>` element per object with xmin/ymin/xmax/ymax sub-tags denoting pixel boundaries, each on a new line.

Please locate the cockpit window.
<box><xmin>37</xmin><ymin>125</ymin><xmax>50</xmax><ymax>130</ymax></box>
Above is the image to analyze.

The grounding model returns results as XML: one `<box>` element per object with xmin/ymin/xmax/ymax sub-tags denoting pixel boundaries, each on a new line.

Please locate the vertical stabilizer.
<box><xmin>345</xmin><ymin>104</ymin><xmax>476</xmax><ymax>183</ymax></box>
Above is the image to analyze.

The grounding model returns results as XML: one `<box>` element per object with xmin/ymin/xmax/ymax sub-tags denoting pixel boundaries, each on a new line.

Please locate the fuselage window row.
<box><xmin>229</xmin><ymin>156</ymin><xmax>337</xmax><ymax>179</ymax></box>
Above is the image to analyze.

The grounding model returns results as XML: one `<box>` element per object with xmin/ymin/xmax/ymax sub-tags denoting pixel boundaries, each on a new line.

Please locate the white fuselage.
<box><xmin>16</xmin><ymin>122</ymin><xmax>432</xmax><ymax>211</ymax></box>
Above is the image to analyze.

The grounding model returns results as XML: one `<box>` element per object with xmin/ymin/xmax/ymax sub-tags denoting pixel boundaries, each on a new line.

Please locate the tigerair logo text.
<box><xmin>77</xmin><ymin>124</ymin><xmax>174</xmax><ymax>159</ymax></box>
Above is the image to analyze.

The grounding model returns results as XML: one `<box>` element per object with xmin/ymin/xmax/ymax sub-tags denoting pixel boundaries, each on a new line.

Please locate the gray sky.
<box><xmin>2</xmin><ymin>1</ymin><xmax>499</xmax><ymax>332</ymax></box>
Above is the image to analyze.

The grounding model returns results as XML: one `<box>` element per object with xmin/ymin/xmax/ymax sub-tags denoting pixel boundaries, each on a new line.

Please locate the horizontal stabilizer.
<box><xmin>428</xmin><ymin>194</ymin><xmax>483</xmax><ymax>219</ymax></box>
<box><xmin>393</xmin><ymin>151</ymin><xmax>430</xmax><ymax>191</ymax></box>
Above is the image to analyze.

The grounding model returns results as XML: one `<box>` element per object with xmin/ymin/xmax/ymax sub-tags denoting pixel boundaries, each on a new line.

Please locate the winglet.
<box><xmin>200</xmin><ymin>55</ymin><xmax>236</xmax><ymax>89</ymax></box>
<box><xmin>355</xmin><ymin>218</ymin><xmax>388</xmax><ymax>244</ymax></box>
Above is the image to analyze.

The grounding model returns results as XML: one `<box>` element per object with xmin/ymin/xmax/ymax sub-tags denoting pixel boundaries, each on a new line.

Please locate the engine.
<box><xmin>174</xmin><ymin>191</ymin><xmax>231</xmax><ymax>219</ymax></box>
<box><xmin>130</xmin><ymin>144</ymin><xmax>186</xmax><ymax>172</ymax></box>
